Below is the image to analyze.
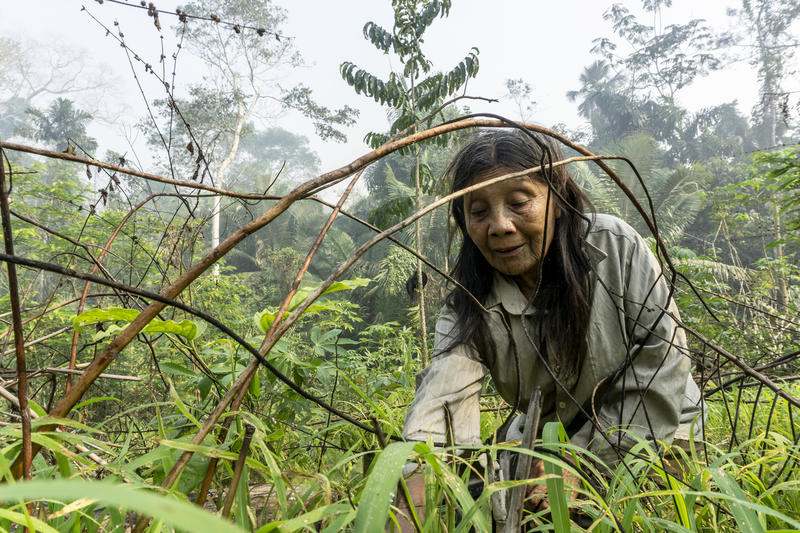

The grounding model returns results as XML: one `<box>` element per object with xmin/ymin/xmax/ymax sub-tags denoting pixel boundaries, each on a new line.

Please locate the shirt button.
<box><xmin>558</xmin><ymin>401</ymin><xmax>566</xmax><ymax>409</ymax></box>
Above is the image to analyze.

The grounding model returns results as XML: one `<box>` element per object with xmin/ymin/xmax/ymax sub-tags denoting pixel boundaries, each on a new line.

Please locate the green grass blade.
<box><xmin>353</xmin><ymin>441</ymin><xmax>417</xmax><ymax>533</ymax></box>
<box><xmin>256</xmin><ymin>503</ymin><xmax>353</xmax><ymax>532</ymax></box>
<box><xmin>320</xmin><ymin>509</ymin><xmax>357</xmax><ymax>532</ymax></box>
<box><xmin>0</xmin><ymin>507</ymin><xmax>60</xmax><ymax>533</ymax></box>
<box><xmin>542</xmin><ymin>422</ymin><xmax>570</xmax><ymax>533</ymax></box>
<box><xmin>168</xmin><ymin>381</ymin><xmax>201</xmax><ymax>428</ymax></box>
<box><xmin>709</xmin><ymin>468</ymin><xmax>765</xmax><ymax>533</ymax></box>
<box><xmin>418</xmin><ymin>448</ymin><xmax>491</xmax><ymax>532</ymax></box>
<box><xmin>654</xmin><ymin>462</ymin><xmax>691</xmax><ymax>529</ymax></box>
<box><xmin>234</xmin><ymin>465</ymin><xmax>251</xmax><ymax>530</ymax></box>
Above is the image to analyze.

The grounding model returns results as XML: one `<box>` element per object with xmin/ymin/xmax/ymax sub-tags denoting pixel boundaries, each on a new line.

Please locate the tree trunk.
<box><xmin>211</xmin><ymin>96</ymin><xmax>258</xmax><ymax>276</ymax></box>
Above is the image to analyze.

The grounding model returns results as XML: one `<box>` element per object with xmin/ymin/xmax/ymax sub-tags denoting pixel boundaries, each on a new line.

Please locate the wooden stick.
<box><xmin>505</xmin><ymin>387</ymin><xmax>542</xmax><ymax>533</ymax></box>
<box><xmin>221</xmin><ymin>424</ymin><xmax>255</xmax><ymax>520</ymax></box>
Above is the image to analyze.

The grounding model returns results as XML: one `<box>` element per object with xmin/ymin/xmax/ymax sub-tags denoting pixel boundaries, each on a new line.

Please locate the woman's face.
<box><xmin>463</xmin><ymin>166</ymin><xmax>560</xmax><ymax>297</ymax></box>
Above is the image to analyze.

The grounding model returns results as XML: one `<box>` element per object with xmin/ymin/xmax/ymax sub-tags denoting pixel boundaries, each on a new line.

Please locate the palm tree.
<box><xmin>574</xmin><ymin>132</ymin><xmax>703</xmax><ymax>246</ymax></box>
<box><xmin>567</xmin><ymin>61</ymin><xmax>643</xmax><ymax>143</ymax></box>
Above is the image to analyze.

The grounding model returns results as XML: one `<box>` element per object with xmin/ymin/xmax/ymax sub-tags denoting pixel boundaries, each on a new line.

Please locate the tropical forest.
<box><xmin>0</xmin><ymin>0</ymin><xmax>799</xmax><ymax>531</ymax></box>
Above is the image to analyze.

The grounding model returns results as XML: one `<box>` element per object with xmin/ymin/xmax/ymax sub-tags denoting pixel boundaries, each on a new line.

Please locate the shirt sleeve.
<box><xmin>402</xmin><ymin>306</ymin><xmax>489</xmax><ymax>445</ymax></box>
<box><xmin>570</xmin><ymin>228</ymin><xmax>691</xmax><ymax>465</ymax></box>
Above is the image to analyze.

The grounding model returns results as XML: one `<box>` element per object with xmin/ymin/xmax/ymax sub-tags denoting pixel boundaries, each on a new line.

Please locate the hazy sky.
<box><xmin>0</xmin><ymin>0</ymin><xmax>783</xmax><ymax>179</ymax></box>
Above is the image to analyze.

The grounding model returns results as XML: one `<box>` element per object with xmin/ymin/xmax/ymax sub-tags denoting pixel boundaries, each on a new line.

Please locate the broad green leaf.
<box><xmin>255</xmin><ymin>278</ymin><xmax>372</xmax><ymax>333</ymax></box>
<box><xmin>248</xmin><ymin>371</ymin><xmax>260</xmax><ymax>398</ymax></box>
<box><xmin>319</xmin><ymin>277</ymin><xmax>371</xmax><ymax>296</ymax></box>
<box><xmin>73</xmin><ymin>307</ymin><xmax>203</xmax><ymax>341</ymax></box>
<box><xmin>27</xmin><ymin>398</ymin><xmax>47</xmax><ymax>417</ymax></box>
<box><xmin>143</xmin><ymin>318</ymin><xmax>203</xmax><ymax>341</ymax></box>
<box><xmin>73</xmin><ymin>307</ymin><xmax>139</xmax><ymax>331</ymax></box>
<box><xmin>159</xmin><ymin>362</ymin><xmax>197</xmax><ymax>378</ymax></box>
<box><xmin>0</xmin><ymin>480</ymin><xmax>246</xmax><ymax>533</ymax></box>
<box><xmin>353</xmin><ymin>441</ymin><xmax>417</xmax><ymax>533</ymax></box>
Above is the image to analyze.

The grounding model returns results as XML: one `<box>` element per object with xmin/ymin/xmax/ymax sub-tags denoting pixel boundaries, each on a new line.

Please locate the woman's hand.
<box><xmin>523</xmin><ymin>459</ymin><xmax>580</xmax><ymax>513</ymax></box>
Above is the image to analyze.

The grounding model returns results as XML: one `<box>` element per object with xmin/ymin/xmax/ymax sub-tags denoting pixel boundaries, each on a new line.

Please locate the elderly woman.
<box><xmin>396</xmin><ymin>128</ymin><xmax>703</xmax><ymax>527</ymax></box>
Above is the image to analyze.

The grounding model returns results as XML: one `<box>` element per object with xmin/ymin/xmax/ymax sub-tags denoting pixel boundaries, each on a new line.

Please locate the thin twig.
<box><xmin>0</xmin><ymin>150</ymin><xmax>32</xmax><ymax>479</ymax></box>
<box><xmin>1</xmin><ymin>367</ymin><xmax>141</xmax><ymax>382</ymax></box>
<box><xmin>0</xmin><ymin>326</ymin><xmax>72</xmax><ymax>360</ymax></box>
<box><xmin>0</xmin><ymin>142</ymin><xmax>276</xmax><ymax>201</ymax></box>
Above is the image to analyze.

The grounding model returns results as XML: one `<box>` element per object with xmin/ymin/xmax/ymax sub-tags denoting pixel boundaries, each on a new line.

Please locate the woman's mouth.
<box><xmin>494</xmin><ymin>244</ymin><xmax>524</xmax><ymax>256</ymax></box>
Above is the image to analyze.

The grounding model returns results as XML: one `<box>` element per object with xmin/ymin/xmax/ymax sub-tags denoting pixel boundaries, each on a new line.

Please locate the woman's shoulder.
<box><xmin>585</xmin><ymin>213</ymin><xmax>647</xmax><ymax>249</ymax></box>
<box><xmin>582</xmin><ymin>213</ymin><xmax>651</xmax><ymax>270</ymax></box>
<box><xmin>587</xmin><ymin>213</ymin><xmax>640</xmax><ymax>238</ymax></box>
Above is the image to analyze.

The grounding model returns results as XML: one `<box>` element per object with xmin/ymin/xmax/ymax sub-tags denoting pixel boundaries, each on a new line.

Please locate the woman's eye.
<box><xmin>511</xmin><ymin>200</ymin><xmax>530</xmax><ymax>209</ymax></box>
<box><xmin>469</xmin><ymin>208</ymin><xmax>486</xmax><ymax>217</ymax></box>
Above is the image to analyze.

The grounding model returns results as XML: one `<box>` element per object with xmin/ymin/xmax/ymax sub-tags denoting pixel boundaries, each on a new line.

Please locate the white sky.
<box><xmin>0</xmin><ymin>0</ymin><xmax>784</xmax><ymax>178</ymax></box>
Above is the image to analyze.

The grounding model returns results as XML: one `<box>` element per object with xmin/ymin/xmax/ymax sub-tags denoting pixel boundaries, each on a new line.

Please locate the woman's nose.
<box><xmin>488</xmin><ymin>210</ymin><xmax>515</xmax><ymax>236</ymax></box>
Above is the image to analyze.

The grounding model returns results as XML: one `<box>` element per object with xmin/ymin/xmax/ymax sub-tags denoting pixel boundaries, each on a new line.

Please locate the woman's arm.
<box><xmin>403</xmin><ymin>306</ymin><xmax>488</xmax><ymax>444</ymax></box>
<box><xmin>390</xmin><ymin>307</ymin><xmax>488</xmax><ymax>531</ymax></box>
<box><xmin>571</xmin><ymin>226</ymin><xmax>692</xmax><ymax>465</ymax></box>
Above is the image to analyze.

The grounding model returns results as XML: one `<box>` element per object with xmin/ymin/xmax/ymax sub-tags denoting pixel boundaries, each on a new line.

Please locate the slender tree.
<box><xmin>729</xmin><ymin>0</ymin><xmax>800</xmax><ymax>308</ymax></box>
<box><xmin>731</xmin><ymin>0</ymin><xmax>800</xmax><ymax>148</ymax></box>
<box><xmin>171</xmin><ymin>0</ymin><xmax>356</xmax><ymax>274</ymax></box>
<box><xmin>579</xmin><ymin>1</ymin><xmax>733</xmax><ymax>157</ymax></box>
<box><xmin>340</xmin><ymin>0</ymin><xmax>479</xmax><ymax>364</ymax></box>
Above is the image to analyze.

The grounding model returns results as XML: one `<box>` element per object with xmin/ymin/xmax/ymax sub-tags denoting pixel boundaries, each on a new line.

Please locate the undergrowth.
<box><xmin>3</xmin><ymin>360</ymin><xmax>800</xmax><ymax>532</ymax></box>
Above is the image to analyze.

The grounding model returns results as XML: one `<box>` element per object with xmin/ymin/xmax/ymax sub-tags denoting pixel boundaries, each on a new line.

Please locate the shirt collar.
<box><xmin>484</xmin><ymin>238</ymin><xmax>607</xmax><ymax>315</ymax></box>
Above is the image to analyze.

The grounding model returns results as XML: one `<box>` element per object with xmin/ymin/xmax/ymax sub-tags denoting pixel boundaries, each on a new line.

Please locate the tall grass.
<box><xmin>5</xmin><ymin>400</ymin><xmax>800</xmax><ymax>532</ymax></box>
<box><xmin>3</xmin><ymin>325</ymin><xmax>799</xmax><ymax>531</ymax></box>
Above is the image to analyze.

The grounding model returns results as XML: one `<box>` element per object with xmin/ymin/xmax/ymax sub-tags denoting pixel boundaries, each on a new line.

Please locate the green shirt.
<box><xmin>403</xmin><ymin>214</ymin><xmax>703</xmax><ymax>464</ymax></box>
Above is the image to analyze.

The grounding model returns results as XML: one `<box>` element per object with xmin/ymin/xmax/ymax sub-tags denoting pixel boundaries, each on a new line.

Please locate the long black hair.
<box><xmin>446</xmin><ymin>129</ymin><xmax>595</xmax><ymax>378</ymax></box>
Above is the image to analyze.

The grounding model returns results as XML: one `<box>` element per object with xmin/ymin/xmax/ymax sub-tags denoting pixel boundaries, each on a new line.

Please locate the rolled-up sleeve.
<box><xmin>571</xmin><ymin>229</ymin><xmax>691</xmax><ymax>464</ymax></box>
<box><xmin>402</xmin><ymin>307</ymin><xmax>488</xmax><ymax>445</ymax></box>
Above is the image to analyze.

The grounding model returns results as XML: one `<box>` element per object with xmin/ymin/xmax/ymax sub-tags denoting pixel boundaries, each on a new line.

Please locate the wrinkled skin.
<box><xmin>463</xmin><ymin>167</ymin><xmax>560</xmax><ymax>298</ymax></box>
